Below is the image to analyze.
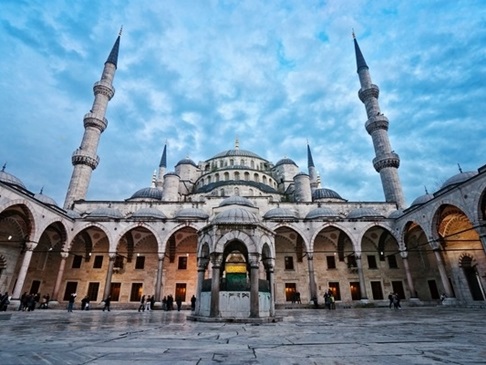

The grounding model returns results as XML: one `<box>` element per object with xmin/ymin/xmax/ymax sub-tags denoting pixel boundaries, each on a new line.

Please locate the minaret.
<box><xmin>353</xmin><ymin>34</ymin><xmax>405</xmax><ymax>208</ymax></box>
<box><xmin>63</xmin><ymin>30</ymin><xmax>121</xmax><ymax>209</ymax></box>
<box><xmin>307</xmin><ymin>143</ymin><xmax>318</xmax><ymax>192</ymax></box>
<box><xmin>155</xmin><ymin>143</ymin><xmax>167</xmax><ymax>189</ymax></box>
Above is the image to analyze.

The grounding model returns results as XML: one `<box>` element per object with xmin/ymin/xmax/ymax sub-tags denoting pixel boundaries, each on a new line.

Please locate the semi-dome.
<box><xmin>210</xmin><ymin>149</ymin><xmax>264</xmax><ymax>160</ymax></box>
<box><xmin>87</xmin><ymin>207</ymin><xmax>124</xmax><ymax>219</ymax></box>
<box><xmin>312</xmin><ymin>188</ymin><xmax>344</xmax><ymax>201</ymax></box>
<box><xmin>212</xmin><ymin>207</ymin><xmax>260</xmax><ymax>224</ymax></box>
<box><xmin>305</xmin><ymin>207</ymin><xmax>340</xmax><ymax>220</ymax></box>
<box><xmin>441</xmin><ymin>171</ymin><xmax>477</xmax><ymax>189</ymax></box>
<box><xmin>275</xmin><ymin>158</ymin><xmax>298</xmax><ymax>167</ymax></box>
<box><xmin>34</xmin><ymin>191</ymin><xmax>58</xmax><ymax>206</ymax></box>
<box><xmin>263</xmin><ymin>207</ymin><xmax>298</xmax><ymax>220</ymax></box>
<box><xmin>129</xmin><ymin>187</ymin><xmax>163</xmax><ymax>200</ymax></box>
<box><xmin>174</xmin><ymin>208</ymin><xmax>209</xmax><ymax>220</ymax></box>
<box><xmin>131</xmin><ymin>207</ymin><xmax>167</xmax><ymax>219</ymax></box>
<box><xmin>0</xmin><ymin>169</ymin><xmax>26</xmax><ymax>189</ymax></box>
<box><xmin>219</xmin><ymin>195</ymin><xmax>255</xmax><ymax>208</ymax></box>
<box><xmin>347</xmin><ymin>207</ymin><xmax>384</xmax><ymax>219</ymax></box>
<box><xmin>410</xmin><ymin>193</ymin><xmax>434</xmax><ymax>207</ymax></box>
<box><xmin>175</xmin><ymin>158</ymin><xmax>197</xmax><ymax>167</ymax></box>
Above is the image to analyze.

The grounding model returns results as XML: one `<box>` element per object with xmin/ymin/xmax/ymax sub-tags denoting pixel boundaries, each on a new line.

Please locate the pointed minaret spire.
<box><xmin>235</xmin><ymin>136</ymin><xmax>239</xmax><ymax>150</ymax></box>
<box><xmin>307</xmin><ymin>142</ymin><xmax>318</xmax><ymax>192</ymax></box>
<box><xmin>354</xmin><ymin>34</ymin><xmax>405</xmax><ymax>208</ymax></box>
<box><xmin>64</xmin><ymin>32</ymin><xmax>120</xmax><ymax>209</ymax></box>
<box><xmin>457</xmin><ymin>163</ymin><xmax>463</xmax><ymax>173</ymax></box>
<box><xmin>156</xmin><ymin>143</ymin><xmax>167</xmax><ymax>189</ymax></box>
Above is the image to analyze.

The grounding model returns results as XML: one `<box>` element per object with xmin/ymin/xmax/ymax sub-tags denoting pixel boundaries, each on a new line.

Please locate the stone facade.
<box><xmin>0</xmin><ymin>34</ymin><xmax>485</xmax><ymax>316</ymax></box>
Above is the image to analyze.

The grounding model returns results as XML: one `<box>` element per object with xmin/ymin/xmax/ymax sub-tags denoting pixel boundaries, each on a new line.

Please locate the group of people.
<box><xmin>18</xmin><ymin>292</ymin><xmax>50</xmax><ymax>311</ymax></box>
<box><xmin>323</xmin><ymin>289</ymin><xmax>336</xmax><ymax>310</ymax></box>
<box><xmin>138</xmin><ymin>294</ymin><xmax>155</xmax><ymax>311</ymax></box>
<box><xmin>0</xmin><ymin>292</ymin><xmax>10</xmax><ymax>311</ymax></box>
<box><xmin>388</xmin><ymin>292</ymin><xmax>401</xmax><ymax>309</ymax></box>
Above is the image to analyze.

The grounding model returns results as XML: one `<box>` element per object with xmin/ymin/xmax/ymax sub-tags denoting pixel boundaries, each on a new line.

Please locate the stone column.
<box><xmin>400</xmin><ymin>252</ymin><xmax>417</xmax><ymax>298</ymax></box>
<box><xmin>307</xmin><ymin>253</ymin><xmax>317</xmax><ymax>303</ymax></box>
<box><xmin>12</xmin><ymin>241</ymin><xmax>37</xmax><ymax>299</ymax></box>
<box><xmin>264</xmin><ymin>258</ymin><xmax>275</xmax><ymax>317</ymax></box>
<box><xmin>434</xmin><ymin>249</ymin><xmax>454</xmax><ymax>297</ymax></box>
<box><xmin>195</xmin><ymin>257</ymin><xmax>209</xmax><ymax>315</ymax></box>
<box><xmin>154</xmin><ymin>255</ymin><xmax>164</xmax><ymax>302</ymax></box>
<box><xmin>52</xmin><ymin>252</ymin><xmax>69</xmax><ymax>301</ymax></box>
<box><xmin>249</xmin><ymin>257</ymin><xmax>260</xmax><ymax>318</ymax></box>
<box><xmin>355</xmin><ymin>254</ymin><xmax>368</xmax><ymax>300</ymax></box>
<box><xmin>210</xmin><ymin>253</ymin><xmax>222</xmax><ymax>318</ymax></box>
<box><xmin>103</xmin><ymin>254</ymin><xmax>116</xmax><ymax>300</ymax></box>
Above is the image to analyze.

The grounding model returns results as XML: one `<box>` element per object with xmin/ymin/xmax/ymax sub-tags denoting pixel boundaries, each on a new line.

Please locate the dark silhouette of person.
<box><xmin>138</xmin><ymin>295</ymin><xmax>146</xmax><ymax>312</ymax></box>
<box><xmin>190</xmin><ymin>295</ymin><xmax>196</xmax><ymax>311</ymax></box>
<box><xmin>102</xmin><ymin>295</ymin><xmax>111</xmax><ymax>311</ymax></box>
<box><xmin>176</xmin><ymin>297</ymin><xmax>182</xmax><ymax>311</ymax></box>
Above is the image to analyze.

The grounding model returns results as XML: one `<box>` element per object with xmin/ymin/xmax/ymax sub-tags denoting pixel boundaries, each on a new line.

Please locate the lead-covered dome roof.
<box><xmin>441</xmin><ymin>171</ymin><xmax>477</xmax><ymax>189</ymax></box>
<box><xmin>174</xmin><ymin>208</ymin><xmax>209</xmax><ymax>220</ymax></box>
<box><xmin>347</xmin><ymin>207</ymin><xmax>384</xmax><ymax>219</ymax></box>
<box><xmin>305</xmin><ymin>207</ymin><xmax>340</xmax><ymax>220</ymax></box>
<box><xmin>275</xmin><ymin>158</ymin><xmax>298</xmax><ymax>167</ymax></box>
<box><xmin>0</xmin><ymin>169</ymin><xmax>26</xmax><ymax>189</ymax></box>
<box><xmin>312</xmin><ymin>188</ymin><xmax>344</xmax><ymax>201</ymax></box>
<box><xmin>131</xmin><ymin>207</ymin><xmax>167</xmax><ymax>219</ymax></box>
<box><xmin>210</xmin><ymin>149</ymin><xmax>265</xmax><ymax>160</ymax></box>
<box><xmin>129</xmin><ymin>187</ymin><xmax>163</xmax><ymax>200</ymax></box>
<box><xmin>87</xmin><ymin>207</ymin><xmax>124</xmax><ymax>219</ymax></box>
<box><xmin>219</xmin><ymin>195</ymin><xmax>255</xmax><ymax>208</ymax></box>
<box><xmin>263</xmin><ymin>207</ymin><xmax>298</xmax><ymax>220</ymax></box>
<box><xmin>212</xmin><ymin>207</ymin><xmax>260</xmax><ymax>224</ymax></box>
<box><xmin>34</xmin><ymin>191</ymin><xmax>58</xmax><ymax>206</ymax></box>
<box><xmin>410</xmin><ymin>193</ymin><xmax>434</xmax><ymax>207</ymax></box>
<box><xmin>175</xmin><ymin>158</ymin><xmax>197</xmax><ymax>167</ymax></box>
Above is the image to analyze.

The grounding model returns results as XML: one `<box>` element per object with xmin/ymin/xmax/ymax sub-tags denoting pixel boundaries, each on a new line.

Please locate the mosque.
<box><xmin>0</xmin><ymin>32</ymin><xmax>485</xmax><ymax>318</ymax></box>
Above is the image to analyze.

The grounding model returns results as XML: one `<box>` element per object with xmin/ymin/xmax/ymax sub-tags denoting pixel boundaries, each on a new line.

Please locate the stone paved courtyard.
<box><xmin>0</xmin><ymin>306</ymin><xmax>484</xmax><ymax>364</ymax></box>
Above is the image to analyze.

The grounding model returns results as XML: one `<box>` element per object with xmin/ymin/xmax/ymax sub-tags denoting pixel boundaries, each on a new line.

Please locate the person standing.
<box><xmin>176</xmin><ymin>297</ymin><xmax>182</xmax><ymax>311</ymax></box>
<box><xmin>138</xmin><ymin>295</ymin><xmax>146</xmax><ymax>312</ymax></box>
<box><xmin>190</xmin><ymin>295</ymin><xmax>196</xmax><ymax>311</ymax></box>
<box><xmin>67</xmin><ymin>293</ymin><xmax>76</xmax><ymax>312</ymax></box>
<box><xmin>145</xmin><ymin>295</ymin><xmax>151</xmax><ymax>311</ymax></box>
<box><xmin>102</xmin><ymin>295</ymin><xmax>111</xmax><ymax>312</ymax></box>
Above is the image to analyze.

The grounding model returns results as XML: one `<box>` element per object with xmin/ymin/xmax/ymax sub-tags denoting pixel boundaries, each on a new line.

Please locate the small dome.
<box><xmin>263</xmin><ymin>207</ymin><xmax>298</xmax><ymax>220</ymax></box>
<box><xmin>175</xmin><ymin>158</ymin><xmax>197</xmax><ymax>167</ymax></box>
<box><xmin>219</xmin><ymin>195</ymin><xmax>255</xmax><ymax>208</ymax></box>
<box><xmin>0</xmin><ymin>169</ymin><xmax>26</xmax><ymax>189</ymax></box>
<box><xmin>131</xmin><ymin>207</ymin><xmax>167</xmax><ymax>219</ymax></box>
<box><xmin>65</xmin><ymin>210</ymin><xmax>81</xmax><ymax>219</ymax></box>
<box><xmin>275</xmin><ymin>158</ymin><xmax>298</xmax><ymax>167</ymax></box>
<box><xmin>129</xmin><ymin>187</ymin><xmax>163</xmax><ymax>200</ymax></box>
<box><xmin>175</xmin><ymin>208</ymin><xmax>209</xmax><ymax>220</ymax></box>
<box><xmin>34</xmin><ymin>192</ymin><xmax>58</xmax><ymax>206</ymax></box>
<box><xmin>347</xmin><ymin>207</ymin><xmax>384</xmax><ymax>219</ymax></box>
<box><xmin>312</xmin><ymin>188</ymin><xmax>344</xmax><ymax>201</ymax></box>
<box><xmin>441</xmin><ymin>171</ymin><xmax>477</xmax><ymax>189</ymax></box>
<box><xmin>212</xmin><ymin>207</ymin><xmax>260</xmax><ymax>224</ymax></box>
<box><xmin>388</xmin><ymin>209</ymin><xmax>404</xmax><ymax>219</ymax></box>
<box><xmin>294</xmin><ymin>172</ymin><xmax>309</xmax><ymax>178</ymax></box>
<box><xmin>87</xmin><ymin>207</ymin><xmax>124</xmax><ymax>219</ymax></box>
<box><xmin>410</xmin><ymin>194</ymin><xmax>434</xmax><ymax>207</ymax></box>
<box><xmin>305</xmin><ymin>207</ymin><xmax>340</xmax><ymax>220</ymax></box>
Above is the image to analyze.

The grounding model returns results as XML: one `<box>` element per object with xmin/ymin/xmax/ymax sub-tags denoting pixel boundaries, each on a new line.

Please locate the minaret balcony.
<box><xmin>72</xmin><ymin>149</ymin><xmax>100</xmax><ymax>170</ymax></box>
<box><xmin>358</xmin><ymin>84</ymin><xmax>379</xmax><ymax>102</ymax></box>
<box><xmin>83</xmin><ymin>113</ymin><xmax>108</xmax><ymax>132</ymax></box>
<box><xmin>93</xmin><ymin>81</ymin><xmax>115</xmax><ymax>99</ymax></box>
<box><xmin>365</xmin><ymin>114</ymin><xmax>389</xmax><ymax>134</ymax></box>
<box><xmin>373</xmin><ymin>152</ymin><xmax>400</xmax><ymax>172</ymax></box>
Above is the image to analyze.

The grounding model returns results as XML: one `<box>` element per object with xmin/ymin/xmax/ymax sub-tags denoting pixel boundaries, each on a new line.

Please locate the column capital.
<box><xmin>24</xmin><ymin>241</ymin><xmax>37</xmax><ymax>251</ymax></box>
<box><xmin>60</xmin><ymin>252</ymin><xmax>70</xmax><ymax>259</ymax></box>
<box><xmin>210</xmin><ymin>253</ymin><xmax>223</xmax><ymax>267</ymax></box>
<box><xmin>198</xmin><ymin>257</ymin><xmax>210</xmax><ymax>269</ymax></box>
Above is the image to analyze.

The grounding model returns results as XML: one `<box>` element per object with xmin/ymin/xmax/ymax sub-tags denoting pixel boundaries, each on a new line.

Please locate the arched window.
<box><xmin>234</xmin><ymin>171</ymin><xmax>240</xmax><ymax>180</ymax></box>
<box><xmin>207</xmin><ymin>176</ymin><xmax>211</xmax><ymax>184</ymax></box>
<box><xmin>215</xmin><ymin>173</ymin><xmax>220</xmax><ymax>182</ymax></box>
<box><xmin>254</xmin><ymin>173</ymin><xmax>259</xmax><ymax>182</ymax></box>
<box><xmin>220</xmin><ymin>189</ymin><xmax>225</xmax><ymax>196</ymax></box>
<box><xmin>244</xmin><ymin>172</ymin><xmax>250</xmax><ymax>181</ymax></box>
<box><xmin>263</xmin><ymin>175</ymin><xmax>267</xmax><ymax>184</ymax></box>
<box><xmin>229</xmin><ymin>159</ymin><xmax>234</xmax><ymax>166</ymax></box>
<box><xmin>234</xmin><ymin>187</ymin><xmax>239</xmax><ymax>196</ymax></box>
<box><xmin>249</xmin><ymin>188</ymin><xmax>254</xmax><ymax>196</ymax></box>
<box><xmin>251</xmin><ymin>160</ymin><xmax>255</xmax><ymax>169</ymax></box>
<box><xmin>224</xmin><ymin>172</ymin><xmax>229</xmax><ymax>181</ymax></box>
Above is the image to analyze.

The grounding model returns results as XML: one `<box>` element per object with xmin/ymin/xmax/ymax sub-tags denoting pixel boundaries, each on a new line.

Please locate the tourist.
<box><xmin>150</xmin><ymin>295</ymin><xmax>155</xmax><ymax>310</ymax></box>
<box><xmin>388</xmin><ymin>293</ymin><xmax>394</xmax><ymax>309</ymax></box>
<box><xmin>145</xmin><ymin>295</ymin><xmax>151</xmax><ymax>311</ymax></box>
<box><xmin>102</xmin><ymin>295</ymin><xmax>111</xmax><ymax>311</ymax></box>
<box><xmin>67</xmin><ymin>293</ymin><xmax>76</xmax><ymax>312</ymax></box>
<box><xmin>190</xmin><ymin>295</ymin><xmax>196</xmax><ymax>311</ymax></box>
<box><xmin>176</xmin><ymin>297</ymin><xmax>182</xmax><ymax>311</ymax></box>
<box><xmin>0</xmin><ymin>292</ymin><xmax>10</xmax><ymax>311</ymax></box>
<box><xmin>138</xmin><ymin>294</ymin><xmax>146</xmax><ymax>312</ymax></box>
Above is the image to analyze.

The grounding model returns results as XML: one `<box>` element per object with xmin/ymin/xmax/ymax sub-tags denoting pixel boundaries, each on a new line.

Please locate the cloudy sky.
<box><xmin>1</xmin><ymin>0</ymin><xmax>485</xmax><ymax>207</ymax></box>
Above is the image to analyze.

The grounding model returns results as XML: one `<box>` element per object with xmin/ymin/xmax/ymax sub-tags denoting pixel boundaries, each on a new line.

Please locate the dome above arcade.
<box><xmin>410</xmin><ymin>193</ymin><xmax>434</xmax><ymax>207</ymax></box>
<box><xmin>0</xmin><ymin>169</ymin><xmax>26</xmax><ymax>189</ymax></box>
<box><xmin>305</xmin><ymin>207</ymin><xmax>340</xmax><ymax>220</ymax></box>
<box><xmin>263</xmin><ymin>207</ymin><xmax>298</xmax><ymax>220</ymax></box>
<box><xmin>174</xmin><ymin>208</ymin><xmax>209</xmax><ymax>220</ymax></box>
<box><xmin>347</xmin><ymin>207</ymin><xmax>384</xmax><ymax>219</ymax></box>
<box><xmin>87</xmin><ymin>207</ymin><xmax>124</xmax><ymax>219</ymax></box>
<box><xmin>131</xmin><ymin>207</ymin><xmax>167</xmax><ymax>219</ymax></box>
<box><xmin>34</xmin><ymin>191</ymin><xmax>58</xmax><ymax>206</ymax></box>
<box><xmin>129</xmin><ymin>187</ymin><xmax>163</xmax><ymax>201</ymax></box>
<box><xmin>441</xmin><ymin>171</ymin><xmax>477</xmax><ymax>189</ymax></box>
<box><xmin>212</xmin><ymin>207</ymin><xmax>260</xmax><ymax>224</ymax></box>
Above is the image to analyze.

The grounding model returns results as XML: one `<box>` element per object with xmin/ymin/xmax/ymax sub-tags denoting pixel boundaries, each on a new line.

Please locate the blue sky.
<box><xmin>1</xmin><ymin>0</ymin><xmax>485</xmax><ymax>207</ymax></box>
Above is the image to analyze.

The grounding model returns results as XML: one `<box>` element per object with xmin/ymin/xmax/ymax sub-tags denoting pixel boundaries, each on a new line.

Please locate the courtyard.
<box><xmin>0</xmin><ymin>306</ymin><xmax>484</xmax><ymax>364</ymax></box>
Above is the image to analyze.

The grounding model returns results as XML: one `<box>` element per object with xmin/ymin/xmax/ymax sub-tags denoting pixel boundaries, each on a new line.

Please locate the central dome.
<box><xmin>209</xmin><ymin>149</ymin><xmax>265</xmax><ymax>161</ymax></box>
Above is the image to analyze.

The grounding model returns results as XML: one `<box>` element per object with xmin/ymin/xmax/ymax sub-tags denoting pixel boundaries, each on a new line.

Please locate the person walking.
<box><xmin>138</xmin><ymin>295</ymin><xmax>146</xmax><ymax>312</ymax></box>
<box><xmin>145</xmin><ymin>295</ymin><xmax>151</xmax><ymax>311</ymax></box>
<box><xmin>67</xmin><ymin>293</ymin><xmax>76</xmax><ymax>312</ymax></box>
<box><xmin>190</xmin><ymin>295</ymin><xmax>196</xmax><ymax>311</ymax></box>
<box><xmin>102</xmin><ymin>295</ymin><xmax>111</xmax><ymax>312</ymax></box>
